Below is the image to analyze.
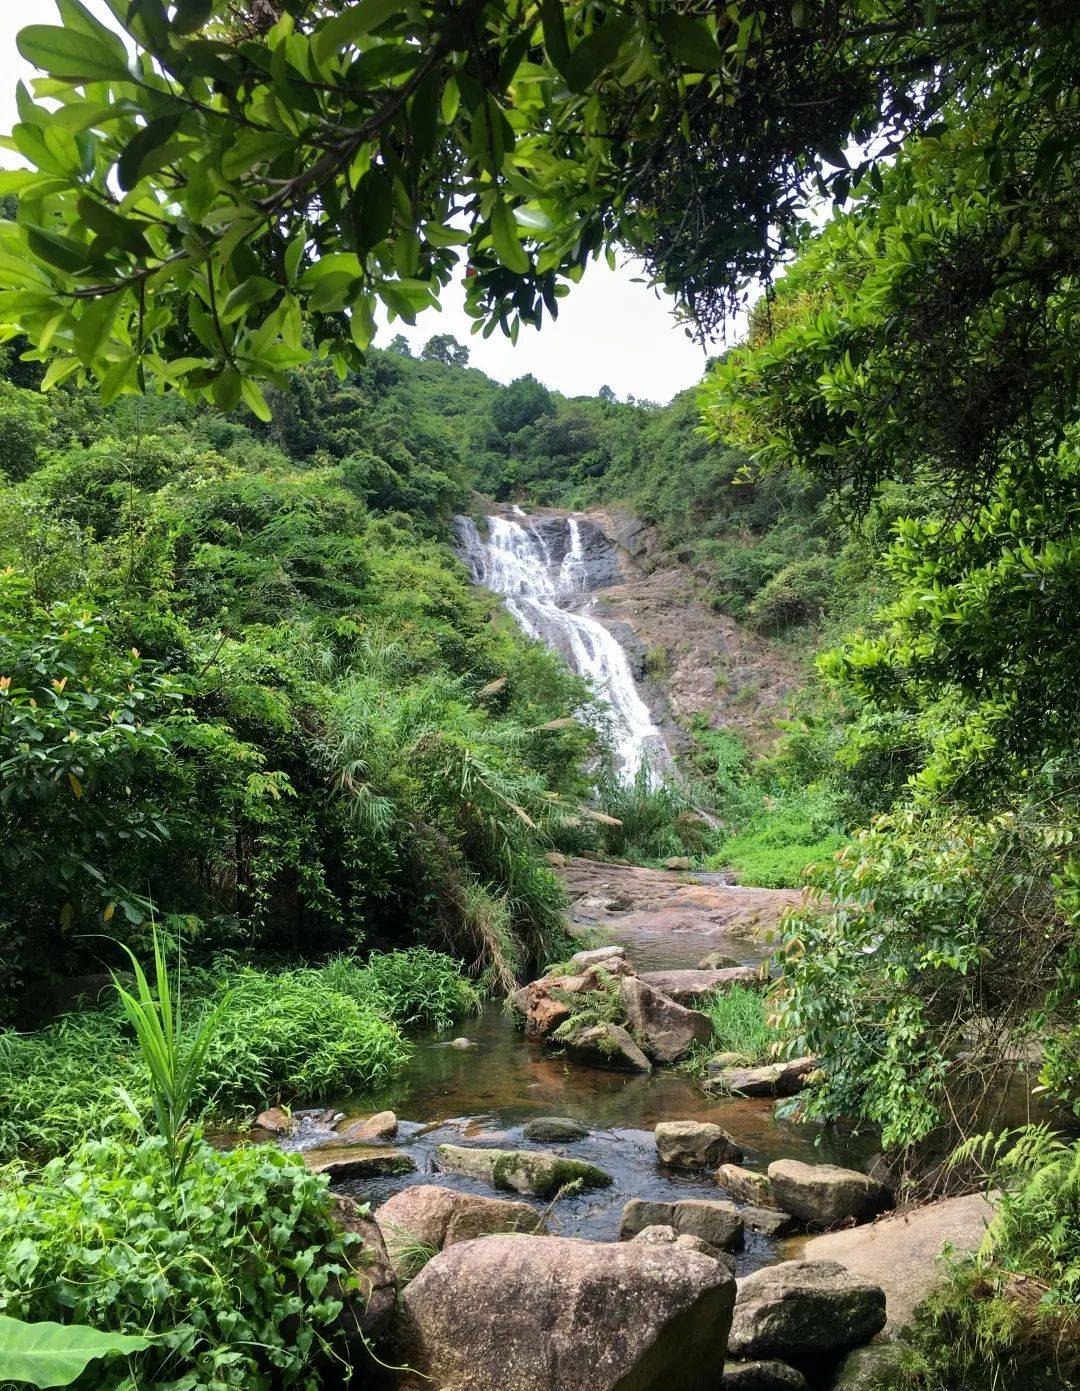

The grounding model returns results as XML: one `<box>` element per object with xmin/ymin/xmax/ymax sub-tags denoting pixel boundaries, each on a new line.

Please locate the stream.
<box><xmin>295</xmin><ymin>915</ymin><xmax>876</xmax><ymax>1276</ymax></box>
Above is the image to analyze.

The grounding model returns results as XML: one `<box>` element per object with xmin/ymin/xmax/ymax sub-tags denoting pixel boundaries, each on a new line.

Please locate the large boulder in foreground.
<box><xmin>434</xmin><ymin>1143</ymin><xmax>612</xmax><ymax>1198</ymax></box>
<box><xmin>395</xmin><ymin>1233</ymin><xmax>735</xmax><ymax>1391</ymax></box>
<box><xmin>655</xmin><ymin>1120</ymin><xmax>742</xmax><ymax>1169</ymax></box>
<box><xmin>621</xmin><ymin>1196</ymin><xmax>745</xmax><ymax>1252</ymax></box>
<box><xmin>803</xmin><ymin>1193</ymin><xmax>993</xmax><ymax>1334</ymax></box>
<box><xmin>620</xmin><ymin>976</ymin><xmax>714</xmax><ymax>1063</ymax></box>
<box><xmin>767</xmin><ymin>1160</ymin><xmax>893</xmax><ymax>1228</ymax></box>
<box><xmin>374</xmin><ymin>1185</ymin><xmax>543</xmax><ymax>1278</ymax></box>
<box><xmin>728</xmin><ymin>1260</ymin><xmax>886</xmax><ymax>1364</ymax></box>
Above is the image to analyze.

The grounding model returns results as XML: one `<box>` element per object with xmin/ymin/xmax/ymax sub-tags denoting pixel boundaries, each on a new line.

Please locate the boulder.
<box><xmin>664</xmin><ymin>856</ymin><xmax>693</xmax><ymax>871</ymax></box>
<box><xmin>518</xmin><ymin>974</ymin><xmax>590</xmax><ymax>1036</ymax></box>
<box><xmin>705</xmin><ymin>1058</ymin><xmax>819</xmax><ymax>1099</ymax></box>
<box><xmin>720</xmin><ymin>1362</ymin><xmax>809</xmax><ymax>1391</ymax></box>
<box><xmin>831</xmin><ymin>1344</ymin><xmax>895</xmax><ymax>1389</ymax></box>
<box><xmin>338</xmin><ymin>1109</ymin><xmax>398</xmax><ymax>1143</ymax></box>
<box><xmin>394</xmin><ymin>1234</ymin><xmax>735</xmax><ymax>1391</ymax></box>
<box><xmin>767</xmin><ymin>1160</ymin><xmax>893</xmax><ymax>1228</ymax></box>
<box><xmin>582</xmin><ymin>956</ymin><xmax>637</xmax><ymax>981</ymax></box>
<box><xmin>304</xmin><ymin>1145</ymin><xmax>417</xmax><ymax>1181</ymax></box>
<box><xmin>741</xmin><ymin>1206</ymin><xmax>797</xmax><ymax>1238</ymax></box>
<box><xmin>715</xmin><ymin>1163</ymin><xmax>774</xmax><ymax>1208</ymax></box>
<box><xmin>803</xmin><ymin>1193</ymin><xmax>993</xmax><ymax>1335</ymax></box>
<box><xmin>329</xmin><ymin>1195</ymin><xmax>397</xmax><ymax>1346</ymax></box>
<box><xmin>639</xmin><ymin>968</ymin><xmax>760</xmax><ymax>1006</ymax></box>
<box><xmin>655</xmin><ymin>1119</ymin><xmax>742</xmax><ymax>1169</ymax></box>
<box><xmin>559</xmin><ymin>1022</ymin><xmax>653</xmax><ymax>1072</ymax></box>
<box><xmin>567</xmin><ymin>945</ymin><xmax>628</xmax><ymax>971</ymax></box>
<box><xmin>708</xmin><ymin>1051</ymin><xmax>755</xmax><ymax>1070</ymax></box>
<box><xmin>620</xmin><ymin>1196</ymin><xmax>745</xmax><ymax>1251</ymax></box>
<box><xmin>254</xmin><ymin>1106</ymin><xmax>294</xmax><ymax>1135</ymax></box>
<box><xmin>522</xmin><ymin>1116</ymin><xmax>589</xmax><ymax>1143</ymax></box>
<box><xmin>631</xmin><ymin>1224</ymin><xmax>735</xmax><ymax>1274</ymax></box>
<box><xmin>449</xmin><ymin>1037</ymin><xmax>475</xmax><ymax>1050</ymax></box>
<box><xmin>728</xmin><ymin>1260</ymin><xmax>886</xmax><ymax>1363</ymax></box>
<box><xmin>434</xmin><ymin>1143</ymin><xmax>612</xmax><ymax>1198</ymax></box>
<box><xmin>374</xmin><ymin>1185</ymin><xmax>542</xmax><ymax>1277</ymax></box>
<box><xmin>619</xmin><ymin>976</ymin><xmax>714</xmax><ymax>1063</ymax></box>
<box><xmin>699</xmin><ymin>951</ymin><xmax>742</xmax><ymax>970</ymax></box>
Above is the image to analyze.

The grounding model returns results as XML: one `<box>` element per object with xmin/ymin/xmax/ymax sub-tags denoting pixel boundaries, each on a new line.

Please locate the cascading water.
<box><xmin>455</xmin><ymin>511</ymin><xmax>668</xmax><ymax>780</ymax></box>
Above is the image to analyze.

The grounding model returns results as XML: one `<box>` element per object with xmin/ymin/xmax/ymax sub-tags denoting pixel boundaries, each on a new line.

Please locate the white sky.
<box><xmin>0</xmin><ymin>0</ymin><xmax>741</xmax><ymax>403</ymax></box>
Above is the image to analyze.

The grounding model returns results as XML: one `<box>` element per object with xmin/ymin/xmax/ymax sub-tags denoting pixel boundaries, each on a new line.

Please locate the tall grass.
<box><xmin>699</xmin><ymin>985</ymin><xmax>778</xmax><ymax>1061</ymax></box>
<box><xmin>112</xmin><ymin>929</ymin><xmax>230</xmax><ymax>1180</ymax></box>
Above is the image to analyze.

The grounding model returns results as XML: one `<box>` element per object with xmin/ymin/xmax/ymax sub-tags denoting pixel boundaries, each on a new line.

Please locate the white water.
<box><xmin>456</xmin><ymin>512</ymin><xmax>667</xmax><ymax>780</ymax></box>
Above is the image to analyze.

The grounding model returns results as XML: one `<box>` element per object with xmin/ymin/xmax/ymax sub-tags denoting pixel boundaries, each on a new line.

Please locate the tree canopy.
<box><xmin>0</xmin><ymin>0</ymin><xmax>1069</xmax><ymax>413</ymax></box>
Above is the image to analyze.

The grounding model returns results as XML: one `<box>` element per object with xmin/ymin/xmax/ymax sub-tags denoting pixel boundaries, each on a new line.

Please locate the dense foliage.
<box><xmin>0</xmin><ymin>1137</ymin><xmax>361</xmax><ymax>1391</ymax></box>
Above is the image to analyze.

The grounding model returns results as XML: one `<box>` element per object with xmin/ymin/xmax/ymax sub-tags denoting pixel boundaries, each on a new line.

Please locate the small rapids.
<box><xmin>455</xmin><ymin>510</ymin><xmax>667</xmax><ymax>780</ymax></box>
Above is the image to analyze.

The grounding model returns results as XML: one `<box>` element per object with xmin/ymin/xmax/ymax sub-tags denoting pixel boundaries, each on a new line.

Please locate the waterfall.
<box><xmin>455</xmin><ymin>512</ymin><xmax>667</xmax><ymax>781</ymax></box>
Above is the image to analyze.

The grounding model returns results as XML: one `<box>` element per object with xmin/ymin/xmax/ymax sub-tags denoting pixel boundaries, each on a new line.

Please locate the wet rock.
<box><xmin>803</xmin><ymin>1193</ymin><xmax>993</xmax><ymax>1335</ymax></box>
<box><xmin>631</xmin><ymin>1224</ymin><xmax>735</xmax><ymax>1274</ymax></box>
<box><xmin>767</xmin><ymin>1160</ymin><xmax>894</xmax><ymax>1228</ymax></box>
<box><xmin>559</xmin><ymin>1022</ymin><xmax>652</xmax><ymax>1072</ymax></box>
<box><xmin>522</xmin><ymin>1116</ymin><xmax>589</xmax><ymax>1143</ymax></box>
<box><xmin>831</xmin><ymin>1343</ymin><xmax>894</xmax><ymax>1388</ymax></box>
<box><xmin>374</xmin><ymin>1185</ymin><xmax>543</xmax><ymax>1278</ymax></box>
<box><xmin>728</xmin><ymin>1260</ymin><xmax>886</xmax><ymax>1363</ymax></box>
<box><xmin>664</xmin><ymin>856</ymin><xmax>693</xmax><ymax>871</ymax></box>
<box><xmin>254</xmin><ymin>1106</ymin><xmax>294</xmax><ymax>1135</ymax></box>
<box><xmin>338</xmin><ymin>1109</ymin><xmax>398</xmax><ymax>1143</ymax></box>
<box><xmin>304</xmin><ymin>1145</ymin><xmax>417</xmax><ymax>1182</ymax></box>
<box><xmin>620</xmin><ymin>1196</ymin><xmax>745</xmax><ymax>1251</ymax></box>
<box><xmin>394</xmin><ymin>1233</ymin><xmax>735</xmax><ymax>1391</ymax></box>
<box><xmin>715</xmin><ymin>1163</ymin><xmax>775</xmax><ymax>1208</ymax></box>
<box><xmin>639</xmin><ymin>967</ymin><xmax>760</xmax><ymax>1006</ymax></box>
<box><xmin>329</xmin><ymin>1195</ymin><xmax>397</xmax><ymax>1346</ymax></box>
<box><xmin>517</xmin><ymin>974</ymin><xmax>589</xmax><ymax>1036</ymax></box>
<box><xmin>434</xmin><ymin>1143</ymin><xmax>612</xmax><ymax>1198</ymax></box>
<box><xmin>705</xmin><ymin>1057</ymin><xmax>819</xmax><ymax>1099</ymax></box>
<box><xmin>619</xmin><ymin>976</ymin><xmax>713</xmax><ymax>1063</ymax></box>
<box><xmin>742</xmin><ymin>1206</ymin><xmax>798</xmax><ymax>1238</ymax></box>
<box><xmin>567</xmin><ymin>945</ymin><xmax>628</xmax><ymax>971</ymax></box>
<box><xmin>449</xmin><ymin>1037</ymin><xmax>474</xmax><ymax>1050</ymax></box>
<box><xmin>655</xmin><ymin>1119</ymin><xmax>742</xmax><ymax>1169</ymax></box>
<box><xmin>699</xmin><ymin>951</ymin><xmax>742</xmax><ymax>970</ymax></box>
<box><xmin>720</xmin><ymin>1361</ymin><xmax>809</xmax><ymax>1391</ymax></box>
<box><xmin>582</xmin><ymin>956</ymin><xmax>637</xmax><ymax>982</ymax></box>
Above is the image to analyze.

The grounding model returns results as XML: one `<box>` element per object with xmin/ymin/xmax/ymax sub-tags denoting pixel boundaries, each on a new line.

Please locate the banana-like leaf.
<box><xmin>0</xmin><ymin>1316</ymin><xmax>149</xmax><ymax>1388</ymax></box>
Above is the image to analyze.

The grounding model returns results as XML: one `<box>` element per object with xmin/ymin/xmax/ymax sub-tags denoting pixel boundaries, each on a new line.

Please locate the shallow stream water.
<box><xmin>303</xmin><ymin>923</ymin><xmax>877</xmax><ymax>1274</ymax></box>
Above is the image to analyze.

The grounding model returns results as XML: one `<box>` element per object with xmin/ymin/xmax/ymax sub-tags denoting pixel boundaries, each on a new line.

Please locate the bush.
<box><xmin>746</xmin><ymin>555</ymin><xmax>834</xmax><ymax>633</ymax></box>
<box><xmin>709</xmin><ymin>785</ymin><xmax>847</xmax><ymax>888</ymax></box>
<box><xmin>0</xmin><ymin>1137</ymin><xmax>361</xmax><ymax>1391</ymax></box>
<box><xmin>333</xmin><ymin>948</ymin><xmax>482</xmax><ymax>1030</ymax></box>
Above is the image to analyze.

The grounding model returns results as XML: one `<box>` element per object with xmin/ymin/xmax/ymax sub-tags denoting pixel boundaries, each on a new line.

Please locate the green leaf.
<box><xmin>0</xmin><ymin>1316</ymin><xmax>149</xmax><ymax>1389</ymax></box>
<box><xmin>170</xmin><ymin>0</ymin><xmax>213</xmax><ymax>34</ymax></box>
<box><xmin>541</xmin><ymin>0</ymin><xmax>571</xmax><ymax>78</ymax></box>
<box><xmin>25</xmin><ymin>226</ymin><xmax>93</xmax><ymax>275</ymax></box>
<box><xmin>117</xmin><ymin>115</ymin><xmax>182</xmax><ymax>192</ymax></box>
<box><xmin>564</xmin><ymin>17</ymin><xmax>633</xmax><ymax>93</ymax></box>
<box><xmin>490</xmin><ymin>198</ymin><xmax>529</xmax><ymax>274</ymax></box>
<box><xmin>313</xmin><ymin>0</ymin><xmax>403</xmax><ymax>64</ymax></box>
<box><xmin>656</xmin><ymin>14</ymin><xmax>723</xmax><ymax>70</ymax></box>
<box><xmin>240</xmin><ymin>377</ymin><xmax>272</xmax><ymax>421</ymax></box>
<box><xmin>16</xmin><ymin>26</ymin><xmax>131</xmax><ymax>83</ymax></box>
<box><xmin>77</xmin><ymin>198</ymin><xmax>152</xmax><ymax>258</ymax></box>
<box><xmin>352</xmin><ymin>169</ymin><xmax>393</xmax><ymax>251</ymax></box>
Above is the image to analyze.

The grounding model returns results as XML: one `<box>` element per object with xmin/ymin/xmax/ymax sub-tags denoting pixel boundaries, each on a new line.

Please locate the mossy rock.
<box><xmin>435</xmin><ymin>1143</ymin><xmax>612</xmax><ymax>1198</ymax></box>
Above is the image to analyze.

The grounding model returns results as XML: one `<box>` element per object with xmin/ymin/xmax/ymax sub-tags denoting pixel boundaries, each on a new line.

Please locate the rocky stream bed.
<box><xmin>246</xmin><ymin>861</ymin><xmax>994</xmax><ymax>1391</ymax></box>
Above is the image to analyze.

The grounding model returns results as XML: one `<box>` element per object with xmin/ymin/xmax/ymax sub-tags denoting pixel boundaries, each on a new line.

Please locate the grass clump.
<box><xmin>0</xmin><ymin>1136</ymin><xmax>363</xmax><ymax>1391</ymax></box>
<box><xmin>700</xmin><ymin>985</ymin><xmax>779</xmax><ymax>1062</ymax></box>
<box><xmin>333</xmin><ymin>948</ymin><xmax>483</xmax><ymax>1029</ymax></box>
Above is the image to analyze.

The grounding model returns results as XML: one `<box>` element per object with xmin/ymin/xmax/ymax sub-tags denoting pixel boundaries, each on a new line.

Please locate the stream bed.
<box><xmin>293</xmin><ymin>921</ymin><xmax>877</xmax><ymax>1276</ymax></box>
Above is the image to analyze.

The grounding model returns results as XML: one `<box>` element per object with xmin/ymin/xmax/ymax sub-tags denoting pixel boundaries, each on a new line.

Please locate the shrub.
<box><xmin>334</xmin><ymin>948</ymin><xmax>482</xmax><ymax>1030</ymax></box>
<box><xmin>746</xmin><ymin>555</ymin><xmax>834</xmax><ymax>633</ymax></box>
<box><xmin>197</xmin><ymin>967</ymin><xmax>410</xmax><ymax>1109</ymax></box>
<box><xmin>0</xmin><ymin>1137</ymin><xmax>362</xmax><ymax>1391</ymax></box>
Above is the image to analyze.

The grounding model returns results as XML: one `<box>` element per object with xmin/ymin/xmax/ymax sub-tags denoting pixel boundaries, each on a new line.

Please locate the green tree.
<box><xmin>491</xmin><ymin>374</ymin><xmax>554</xmax><ymax>434</ymax></box>
<box><xmin>421</xmin><ymin>333</ymin><xmax>470</xmax><ymax>367</ymax></box>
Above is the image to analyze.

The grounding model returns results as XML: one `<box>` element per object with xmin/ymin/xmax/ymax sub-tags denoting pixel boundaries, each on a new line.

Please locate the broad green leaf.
<box><xmin>170</xmin><ymin>0</ymin><xmax>213</xmax><ymax>34</ymax></box>
<box><xmin>490</xmin><ymin>198</ymin><xmax>529</xmax><ymax>273</ymax></box>
<box><xmin>74</xmin><ymin>294</ymin><xmax>121</xmax><ymax>365</ymax></box>
<box><xmin>240</xmin><ymin>377</ymin><xmax>272</xmax><ymax>421</ymax></box>
<box><xmin>0</xmin><ymin>1316</ymin><xmax>149</xmax><ymax>1389</ymax></box>
<box><xmin>25</xmin><ymin>227</ymin><xmax>94</xmax><ymax>275</ymax></box>
<box><xmin>313</xmin><ymin>0</ymin><xmax>403</xmax><ymax>64</ymax></box>
<box><xmin>564</xmin><ymin>18</ymin><xmax>633</xmax><ymax>93</ymax></box>
<box><xmin>117</xmin><ymin>115</ymin><xmax>182</xmax><ymax>192</ymax></box>
<box><xmin>657</xmin><ymin>14</ymin><xmax>724</xmax><ymax>70</ymax></box>
<box><xmin>77</xmin><ymin>198</ymin><xmax>152</xmax><ymax>258</ymax></box>
<box><xmin>541</xmin><ymin>0</ymin><xmax>571</xmax><ymax>78</ymax></box>
<box><xmin>55</xmin><ymin>0</ymin><xmax>130</xmax><ymax>65</ymax></box>
<box><xmin>16</xmin><ymin>26</ymin><xmax>131</xmax><ymax>84</ymax></box>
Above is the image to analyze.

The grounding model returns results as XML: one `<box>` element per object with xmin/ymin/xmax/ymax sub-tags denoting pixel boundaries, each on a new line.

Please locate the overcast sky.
<box><xmin>0</xmin><ymin>1</ymin><xmax>741</xmax><ymax>403</ymax></box>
